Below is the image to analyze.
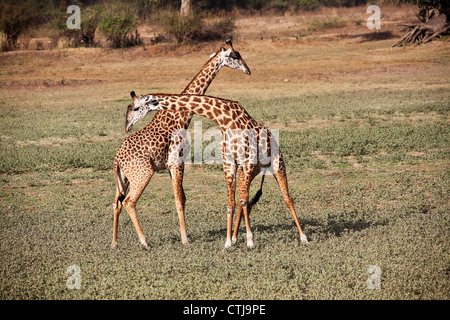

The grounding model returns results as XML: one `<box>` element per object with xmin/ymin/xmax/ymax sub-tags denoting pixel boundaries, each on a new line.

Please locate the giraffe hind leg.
<box><xmin>169</xmin><ymin>164</ymin><xmax>189</xmax><ymax>245</ymax></box>
<box><xmin>274</xmin><ymin>169</ymin><xmax>308</xmax><ymax>244</ymax></box>
<box><xmin>112</xmin><ymin>189</ymin><xmax>123</xmax><ymax>249</ymax></box>
<box><xmin>232</xmin><ymin>169</ymin><xmax>263</xmax><ymax>244</ymax></box>
<box><xmin>224</xmin><ymin>165</ymin><xmax>236</xmax><ymax>248</ymax></box>
<box><xmin>121</xmin><ymin>169</ymin><xmax>154</xmax><ymax>250</ymax></box>
<box><xmin>112</xmin><ymin>163</ymin><xmax>129</xmax><ymax>249</ymax></box>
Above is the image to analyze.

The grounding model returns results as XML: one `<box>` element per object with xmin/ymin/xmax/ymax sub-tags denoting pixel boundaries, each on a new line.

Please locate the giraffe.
<box><xmin>112</xmin><ymin>40</ymin><xmax>251</xmax><ymax>249</ymax></box>
<box><xmin>125</xmin><ymin>93</ymin><xmax>309</xmax><ymax>248</ymax></box>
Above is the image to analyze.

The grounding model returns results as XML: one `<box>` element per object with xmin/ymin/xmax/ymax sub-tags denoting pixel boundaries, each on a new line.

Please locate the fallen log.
<box><xmin>393</xmin><ymin>9</ymin><xmax>449</xmax><ymax>47</ymax></box>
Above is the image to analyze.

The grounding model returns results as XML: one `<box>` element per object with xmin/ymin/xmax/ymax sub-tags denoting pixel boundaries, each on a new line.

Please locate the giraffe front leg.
<box><xmin>238</xmin><ymin>166</ymin><xmax>257</xmax><ymax>248</ymax></box>
<box><xmin>232</xmin><ymin>167</ymin><xmax>261</xmax><ymax>245</ymax></box>
<box><xmin>240</xmin><ymin>199</ymin><xmax>254</xmax><ymax>248</ymax></box>
<box><xmin>224</xmin><ymin>165</ymin><xmax>236</xmax><ymax>248</ymax></box>
<box><xmin>232</xmin><ymin>201</ymin><xmax>242</xmax><ymax>245</ymax></box>
<box><xmin>232</xmin><ymin>167</ymin><xmax>245</xmax><ymax>245</ymax></box>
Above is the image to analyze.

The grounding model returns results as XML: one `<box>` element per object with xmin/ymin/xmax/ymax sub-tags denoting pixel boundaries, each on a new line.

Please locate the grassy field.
<box><xmin>0</xmin><ymin>6</ymin><xmax>449</xmax><ymax>300</ymax></box>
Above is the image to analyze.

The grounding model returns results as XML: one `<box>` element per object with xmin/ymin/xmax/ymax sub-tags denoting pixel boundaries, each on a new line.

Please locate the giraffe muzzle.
<box><xmin>125</xmin><ymin>121</ymin><xmax>134</xmax><ymax>133</ymax></box>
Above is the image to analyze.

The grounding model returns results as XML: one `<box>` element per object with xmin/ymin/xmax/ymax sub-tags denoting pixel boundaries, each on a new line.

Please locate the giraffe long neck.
<box><xmin>154</xmin><ymin>95</ymin><xmax>255</xmax><ymax>131</ymax></box>
<box><xmin>182</xmin><ymin>55</ymin><xmax>222</xmax><ymax>95</ymax></box>
<box><xmin>171</xmin><ymin>54</ymin><xmax>222</xmax><ymax>127</ymax></box>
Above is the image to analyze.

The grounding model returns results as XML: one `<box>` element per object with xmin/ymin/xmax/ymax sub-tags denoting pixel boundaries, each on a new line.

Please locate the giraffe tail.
<box><xmin>248</xmin><ymin>174</ymin><xmax>265</xmax><ymax>215</ymax></box>
<box><xmin>113</xmin><ymin>159</ymin><xmax>128</xmax><ymax>209</ymax></box>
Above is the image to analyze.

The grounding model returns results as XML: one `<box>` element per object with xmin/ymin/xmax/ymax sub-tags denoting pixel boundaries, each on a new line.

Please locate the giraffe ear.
<box><xmin>225</xmin><ymin>39</ymin><xmax>232</xmax><ymax>46</ymax></box>
<box><xmin>130</xmin><ymin>91</ymin><xmax>138</xmax><ymax>102</ymax></box>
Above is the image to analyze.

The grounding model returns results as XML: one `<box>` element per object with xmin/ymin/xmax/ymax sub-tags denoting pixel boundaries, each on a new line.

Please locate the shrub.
<box><xmin>158</xmin><ymin>12</ymin><xmax>235</xmax><ymax>43</ymax></box>
<box><xmin>296</xmin><ymin>0</ymin><xmax>322</xmax><ymax>10</ymax></box>
<box><xmin>0</xmin><ymin>0</ymin><xmax>40</xmax><ymax>50</ymax></box>
<box><xmin>200</xmin><ymin>16</ymin><xmax>235</xmax><ymax>42</ymax></box>
<box><xmin>158</xmin><ymin>12</ymin><xmax>204</xmax><ymax>43</ymax></box>
<box><xmin>98</xmin><ymin>3</ymin><xmax>141</xmax><ymax>48</ymax></box>
<box><xmin>265</xmin><ymin>0</ymin><xmax>290</xmax><ymax>11</ymax></box>
<box><xmin>57</xmin><ymin>6</ymin><xmax>102</xmax><ymax>47</ymax></box>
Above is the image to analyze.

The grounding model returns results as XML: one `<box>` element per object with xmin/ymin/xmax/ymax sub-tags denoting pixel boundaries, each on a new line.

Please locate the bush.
<box><xmin>57</xmin><ymin>6</ymin><xmax>102</xmax><ymax>47</ymax></box>
<box><xmin>158</xmin><ymin>12</ymin><xmax>235</xmax><ymax>43</ymax></box>
<box><xmin>98</xmin><ymin>3</ymin><xmax>141</xmax><ymax>48</ymax></box>
<box><xmin>158</xmin><ymin>12</ymin><xmax>203</xmax><ymax>43</ymax></box>
<box><xmin>0</xmin><ymin>0</ymin><xmax>40</xmax><ymax>51</ymax></box>
<box><xmin>200</xmin><ymin>16</ymin><xmax>235</xmax><ymax>42</ymax></box>
<box><xmin>296</xmin><ymin>0</ymin><xmax>322</xmax><ymax>10</ymax></box>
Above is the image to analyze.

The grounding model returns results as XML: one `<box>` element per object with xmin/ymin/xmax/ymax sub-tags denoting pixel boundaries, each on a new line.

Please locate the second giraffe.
<box><xmin>125</xmin><ymin>93</ymin><xmax>309</xmax><ymax>248</ymax></box>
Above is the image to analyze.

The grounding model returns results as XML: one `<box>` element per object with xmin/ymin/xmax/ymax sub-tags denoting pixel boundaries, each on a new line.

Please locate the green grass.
<box><xmin>0</xmin><ymin>165</ymin><xmax>448</xmax><ymax>299</ymax></box>
<box><xmin>241</xmin><ymin>88</ymin><xmax>450</xmax><ymax>122</ymax></box>
<box><xmin>1</xmin><ymin>88</ymin><xmax>447</xmax><ymax>174</ymax></box>
<box><xmin>0</xmin><ymin>34</ymin><xmax>449</xmax><ymax>299</ymax></box>
<box><xmin>1</xmin><ymin>90</ymin><xmax>448</xmax><ymax>299</ymax></box>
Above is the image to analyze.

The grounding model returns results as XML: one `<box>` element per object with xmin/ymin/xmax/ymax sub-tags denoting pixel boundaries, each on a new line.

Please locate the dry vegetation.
<box><xmin>0</xmin><ymin>5</ymin><xmax>449</xmax><ymax>301</ymax></box>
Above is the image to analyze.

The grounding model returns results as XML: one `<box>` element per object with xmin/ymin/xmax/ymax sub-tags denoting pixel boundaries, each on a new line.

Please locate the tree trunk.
<box><xmin>180</xmin><ymin>0</ymin><xmax>191</xmax><ymax>16</ymax></box>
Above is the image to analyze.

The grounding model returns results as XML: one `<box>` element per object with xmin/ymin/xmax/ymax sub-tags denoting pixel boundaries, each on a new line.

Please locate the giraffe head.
<box><xmin>215</xmin><ymin>39</ymin><xmax>251</xmax><ymax>75</ymax></box>
<box><xmin>125</xmin><ymin>91</ymin><xmax>160</xmax><ymax>132</ymax></box>
<box><xmin>125</xmin><ymin>40</ymin><xmax>250</xmax><ymax>132</ymax></box>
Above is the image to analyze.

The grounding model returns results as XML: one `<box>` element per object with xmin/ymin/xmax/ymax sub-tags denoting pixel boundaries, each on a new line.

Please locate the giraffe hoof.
<box><xmin>140</xmin><ymin>241</ymin><xmax>150</xmax><ymax>251</ymax></box>
<box><xmin>224</xmin><ymin>239</ymin><xmax>232</xmax><ymax>248</ymax></box>
<box><xmin>111</xmin><ymin>242</ymin><xmax>118</xmax><ymax>250</ymax></box>
<box><xmin>231</xmin><ymin>236</ymin><xmax>237</xmax><ymax>245</ymax></box>
<box><xmin>300</xmin><ymin>234</ymin><xmax>308</xmax><ymax>244</ymax></box>
<box><xmin>247</xmin><ymin>240</ymin><xmax>254</xmax><ymax>248</ymax></box>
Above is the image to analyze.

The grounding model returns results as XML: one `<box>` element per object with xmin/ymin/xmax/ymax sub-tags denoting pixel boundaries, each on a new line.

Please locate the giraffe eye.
<box><xmin>134</xmin><ymin>107</ymin><xmax>140</xmax><ymax>111</ymax></box>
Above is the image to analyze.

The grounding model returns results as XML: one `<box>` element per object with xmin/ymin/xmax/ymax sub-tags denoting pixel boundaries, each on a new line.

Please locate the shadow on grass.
<box><xmin>305</xmin><ymin>217</ymin><xmax>388</xmax><ymax>238</ymax></box>
<box><xmin>203</xmin><ymin>216</ymin><xmax>388</xmax><ymax>243</ymax></box>
<box><xmin>342</xmin><ymin>30</ymin><xmax>396</xmax><ymax>43</ymax></box>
